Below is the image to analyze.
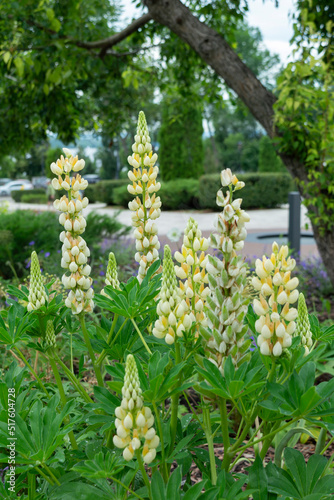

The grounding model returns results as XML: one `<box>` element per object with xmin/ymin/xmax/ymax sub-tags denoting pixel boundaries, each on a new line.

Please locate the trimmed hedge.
<box><xmin>86</xmin><ymin>180</ymin><xmax>129</xmax><ymax>204</ymax></box>
<box><xmin>21</xmin><ymin>194</ymin><xmax>48</xmax><ymax>204</ymax></box>
<box><xmin>113</xmin><ymin>179</ymin><xmax>200</xmax><ymax>211</ymax></box>
<box><xmin>198</xmin><ymin>172</ymin><xmax>295</xmax><ymax>210</ymax></box>
<box><xmin>11</xmin><ymin>189</ymin><xmax>45</xmax><ymax>202</ymax></box>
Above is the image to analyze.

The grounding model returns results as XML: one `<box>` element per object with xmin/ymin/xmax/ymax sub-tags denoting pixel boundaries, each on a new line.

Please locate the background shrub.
<box><xmin>87</xmin><ymin>180</ymin><xmax>129</xmax><ymax>204</ymax></box>
<box><xmin>11</xmin><ymin>188</ymin><xmax>45</xmax><ymax>202</ymax></box>
<box><xmin>21</xmin><ymin>193</ymin><xmax>47</xmax><ymax>204</ymax></box>
<box><xmin>113</xmin><ymin>179</ymin><xmax>200</xmax><ymax>210</ymax></box>
<box><xmin>198</xmin><ymin>172</ymin><xmax>295</xmax><ymax>210</ymax></box>
<box><xmin>0</xmin><ymin>210</ymin><xmax>129</xmax><ymax>279</ymax></box>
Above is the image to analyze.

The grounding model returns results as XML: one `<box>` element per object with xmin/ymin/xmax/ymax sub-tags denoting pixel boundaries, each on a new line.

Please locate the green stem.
<box><xmin>49</xmin><ymin>356</ymin><xmax>78</xmax><ymax>450</ymax></box>
<box><xmin>55</xmin><ymin>355</ymin><xmax>93</xmax><ymax>404</ymax></box>
<box><xmin>42</xmin><ymin>463</ymin><xmax>60</xmax><ymax>486</ymax></box>
<box><xmin>320</xmin><ymin>432</ymin><xmax>333</xmax><ymax>455</ymax></box>
<box><xmin>34</xmin><ymin>466</ymin><xmax>54</xmax><ymax>485</ymax></box>
<box><xmin>135</xmin><ymin>450</ymin><xmax>151</xmax><ymax>499</ymax></box>
<box><xmin>168</xmin><ymin>341</ymin><xmax>181</xmax><ymax>457</ymax></box>
<box><xmin>268</xmin><ymin>358</ymin><xmax>276</xmax><ymax>382</ymax></box>
<box><xmin>28</xmin><ymin>471</ymin><xmax>36</xmax><ymax>499</ymax></box>
<box><xmin>315</xmin><ymin>427</ymin><xmax>327</xmax><ymax>454</ymax></box>
<box><xmin>79</xmin><ymin>314</ymin><xmax>104</xmax><ymax>387</ymax></box>
<box><xmin>219</xmin><ymin>398</ymin><xmax>231</xmax><ymax>470</ymax></box>
<box><xmin>153</xmin><ymin>401</ymin><xmax>168</xmax><ymax>482</ymax></box>
<box><xmin>130</xmin><ymin>318</ymin><xmax>152</xmax><ymax>355</ymax></box>
<box><xmin>70</xmin><ymin>332</ymin><xmax>74</xmax><ymax>374</ymax></box>
<box><xmin>110</xmin><ymin>475</ymin><xmax>145</xmax><ymax>500</ymax></box>
<box><xmin>97</xmin><ymin>315</ymin><xmax>126</xmax><ymax>366</ymax></box>
<box><xmin>203</xmin><ymin>406</ymin><xmax>217</xmax><ymax>485</ymax></box>
<box><xmin>14</xmin><ymin>347</ymin><xmax>50</xmax><ymax>398</ymax></box>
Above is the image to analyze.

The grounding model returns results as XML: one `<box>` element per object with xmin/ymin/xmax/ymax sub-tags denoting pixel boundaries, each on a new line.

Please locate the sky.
<box><xmin>120</xmin><ymin>0</ymin><xmax>295</xmax><ymax>65</ymax></box>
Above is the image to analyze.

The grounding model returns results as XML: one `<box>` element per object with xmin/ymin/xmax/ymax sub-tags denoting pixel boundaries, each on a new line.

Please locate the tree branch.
<box><xmin>25</xmin><ymin>13</ymin><xmax>153</xmax><ymax>55</ymax></box>
<box><xmin>143</xmin><ymin>0</ymin><xmax>277</xmax><ymax>135</ymax></box>
<box><xmin>74</xmin><ymin>13</ymin><xmax>153</xmax><ymax>50</ymax></box>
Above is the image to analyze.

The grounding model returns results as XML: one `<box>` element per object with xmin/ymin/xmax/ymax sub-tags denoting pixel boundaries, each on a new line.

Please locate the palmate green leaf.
<box><xmin>267</xmin><ymin>461</ymin><xmax>302</xmax><ymax>499</ymax></box>
<box><xmin>166</xmin><ymin>466</ymin><xmax>182</xmax><ymax>500</ymax></box>
<box><xmin>151</xmin><ymin>471</ymin><xmax>166</xmax><ymax>500</ymax></box>
<box><xmin>247</xmin><ymin>456</ymin><xmax>269</xmax><ymax>500</ymax></box>
<box><xmin>72</xmin><ymin>451</ymin><xmax>125</xmax><ymax>480</ymax></box>
<box><xmin>183</xmin><ymin>480</ymin><xmax>207</xmax><ymax>500</ymax></box>
<box><xmin>284</xmin><ymin>448</ymin><xmax>306</xmax><ymax>496</ymax></box>
<box><xmin>167</xmin><ymin>434</ymin><xmax>195</xmax><ymax>462</ymax></box>
<box><xmin>49</xmin><ymin>483</ymin><xmax>112</xmax><ymax>500</ymax></box>
<box><xmin>305</xmin><ymin>454</ymin><xmax>328</xmax><ymax>493</ymax></box>
<box><xmin>92</xmin><ymin>386</ymin><xmax>120</xmax><ymax>414</ymax></box>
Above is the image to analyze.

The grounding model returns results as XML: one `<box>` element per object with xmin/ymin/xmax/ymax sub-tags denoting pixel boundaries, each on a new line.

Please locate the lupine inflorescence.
<box><xmin>174</xmin><ymin>218</ymin><xmax>210</xmax><ymax>336</ymax></box>
<box><xmin>101</xmin><ymin>252</ymin><xmax>119</xmax><ymax>296</ymax></box>
<box><xmin>45</xmin><ymin>320</ymin><xmax>57</xmax><ymax>349</ymax></box>
<box><xmin>51</xmin><ymin>148</ymin><xmax>93</xmax><ymax>315</ymax></box>
<box><xmin>153</xmin><ymin>245</ymin><xmax>192</xmax><ymax>345</ymax></box>
<box><xmin>127</xmin><ymin>111</ymin><xmax>161</xmax><ymax>283</ymax></box>
<box><xmin>27</xmin><ymin>251</ymin><xmax>48</xmax><ymax>312</ymax></box>
<box><xmin>113</xmin><ymin>354</ymin><xmax>159</xmax><ymax>464</ymax></box>
<box><xmin>203</xmin><ymin>169</ymin><xmax>251</xmax><ymax>372</ymax></box>
<box><xmin>252</xmin><ymin>242</ymin><xmax>299</xmax><ymax>356</ymax></box>
<box><xmin>295</xmin><ymin>292</ymin><xmax>313</xmax><ymax>355</ymax></box>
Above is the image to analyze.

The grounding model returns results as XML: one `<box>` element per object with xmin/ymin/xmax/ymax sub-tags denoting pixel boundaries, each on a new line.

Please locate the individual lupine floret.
<box><xmin>174</xmin><ymin>218</ymin><xmax>210</xmax><ymax>336</ymax></box>
<box><xmin>45</xmin><ymin>320</ymin><xmax>57</xmax><ymax>349</ymax></box>
<box><xmin>153</xmin><ymin>245</ymin><xmax>192</xmax><ymax>345</ymax></box>
<box><xmin>101</xmin><ymin>252</ymin><xmax>120</xmax><ymax>296</ymax></box>
<box><xmin>252</xmin><ymin>242</ymin><xmax>299</xmax><ymax>357</ymax></box>
<box><xmin>27</xmin><ymin>251</ymin><xmax>48</xmax><ymax>312</ymax></box>
<box><xmin>295</xmin><ymin>292</ymin><xmax>313</xmax><ymax>355</ymax></box>
<box><xmin>203</xmin><ymin>169</ymin><xmax>251</xmax><ymax>372</ymax></box>
<box><xmin>51</xmin><ymin>148</ymin><xmax>94</xmax><ymax>315</ymax></box>
<box><xmin>127</xmin><ymin>111</ymin><xmax>161</xmax><ymax>283</ymax></box>
<box><xmin>113</xmin><ymin>354</ymin><xmax>159</xmax><ymax>464</ymax></box>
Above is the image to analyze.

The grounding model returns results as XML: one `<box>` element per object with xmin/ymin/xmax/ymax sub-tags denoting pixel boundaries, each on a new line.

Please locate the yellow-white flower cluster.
<box><xmin>27</xmin><ymin>251</ymin><xmax>48</xmax><ymax>311</ymax></box>
<box><xmin>127</xmin><ymin>111</ymin><xmax>161</xmax><ymax>283</ymax></box>
<box><xmin>174</xmin><ymin>218</ymin><xmax>210</xmax><ymax>335</ymax></box>
<box><xmin>203</xmin><ymin>169</ymin><xmax>250</xmax><ymax>372</ymax></box>
<box><xmin>114</xmin><ymin>355</ymin><xmax>159</xmax><ymax>464</ymax></box>
<box><xmin>252</xmin><ymin>242</ymin><xmax>299</xmax><ymax>356</ymax></box>
<box><xmin>101</xmin><ymin>252</ymin><xmax>119</xmax><ymax>296</ymax></box>
<box><xmin>51</xmin><ymin>148</ymin><xmax>93</xmax><ymax>315</ymax></box>
<box><xmin>153</xmin><ymin>245</ymin><xmax>192</xmax><ymax>345</ymax></box>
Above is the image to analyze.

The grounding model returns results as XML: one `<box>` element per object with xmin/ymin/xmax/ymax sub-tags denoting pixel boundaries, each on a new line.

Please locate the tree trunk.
<box><xmin>143</xmin><ymin>0</ymin><xmax>334</xmax><ymax>287</ymax></box>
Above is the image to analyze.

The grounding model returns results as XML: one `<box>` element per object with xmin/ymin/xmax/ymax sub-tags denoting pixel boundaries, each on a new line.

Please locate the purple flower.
<box><xmin>99</xmin><ymin>270</ymin><xmax>105</xmax><ymax>276</ymax></box>
<box><xmin>57</xmin><ymin>250</ymin><xmax>61</xmax><ymax>253</ymax></box>
<box><xmin>44</xmin><ymin>252</ymin><xmax>50</xmax><ymax>258</ymax></box>
<box><xmin>29</xmin><ymin>241</ymin><xmax>35</xmax><ymax>246</ymax></box>
<box><xmin>26</xmin><ymin>259</ymin><xmax>31</xmax><ymax>269</ymax></box>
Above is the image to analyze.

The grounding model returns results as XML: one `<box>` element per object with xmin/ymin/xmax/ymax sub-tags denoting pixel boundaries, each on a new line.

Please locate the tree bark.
<box><xmin>143</xmin><ymin>0</ymin><xmax>334</xmax><ymax>286</ymax></box>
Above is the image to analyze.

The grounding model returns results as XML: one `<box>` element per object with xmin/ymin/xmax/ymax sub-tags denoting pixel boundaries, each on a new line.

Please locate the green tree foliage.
<box><xmin>258</xmin><ymin>136</ymin><xmax>286</xmax><ymax>173</ymax></box>
<box><xmin>159</xmin><ymin>95</ymin><xmax>204</xmax><ymax>181</ymax></box>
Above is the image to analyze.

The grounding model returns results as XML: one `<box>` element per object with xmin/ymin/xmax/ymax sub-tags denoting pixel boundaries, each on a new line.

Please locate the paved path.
<box><xmin>2</xmin><ymin>197</ymin><xmax>318</xmax><ymax>259</ymax></box>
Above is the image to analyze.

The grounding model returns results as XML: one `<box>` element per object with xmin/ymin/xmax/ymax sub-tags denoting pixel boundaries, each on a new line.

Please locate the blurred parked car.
<box><xmin>0</xmin><ymin>178</ymin><xmax>11</xmax><ymax>186</ymax></box>
<box><xmin>32</xmin><ymin>176</ymin><xmax>48</xmax><ymax>189</ymax></box>
<box><xmin>85</xmin><ymin>174</ymin><xmax>100</xmax><ymax>184</ymax></box>
<box><xmin>0</xmin><ymin>180</ymin><xmax>34</xmax><ymax>196</ymax></box>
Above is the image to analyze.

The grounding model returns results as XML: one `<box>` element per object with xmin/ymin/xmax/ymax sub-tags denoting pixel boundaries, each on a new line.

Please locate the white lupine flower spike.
<box><xmin>174</xmin><ymin>218</ymin><xmax>210</xmax><ymax>338</ymax></box>
<box><xmin>295</xmin><ymin>292</ymin><xmax>313</xmax><ymax>356</ymax></box>
<box><xmin>51</xmin><ymin>148</ymin><xmax>94</xmax><ymax>315</ymax></box>
<box><xmin>27</xmin><ymin>251</ymin><xmax>48</xmax><ymax>312</ymax></box>
<box><xmin>203</xmin><ymin>170</ymin><xmax>250</xmax><ymax>373</ymax></box>
<box><xmin>252</xmin><ymin>242</ymin><xmax>299</xmax><ymax>357</ymax></box>
<box><xmin>113</xmin><ymin>355</ymin><xmax>159</xmax><ymax>464</ymax></box>
<box><xmin>127</xmin><ymin>111</ymin><xmax>161</xmax><ymax>283</ymax></box>
<box><xmin>153</xmin><ymin>245</ymin><xmax>191</xmax><ymax>345</ymax></box>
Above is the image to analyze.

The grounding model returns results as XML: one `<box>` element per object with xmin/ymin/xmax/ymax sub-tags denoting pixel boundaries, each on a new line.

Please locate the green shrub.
<box><xmin>198</xmin><ymin>172</ymin><xmax>295</xmax><ymax>210</ymax></box>
<box><xmin>21</xmin><ymin>193</ymin><xmax>47</xmax><ymax>204</ymax></box>
<box><xmin>0</xmin><ymin>210</ymin><xmax>129</xmax><ymax>279</ymax></box>
<box><xmin>113</xmin><ymin>179</ymin><xmax>200</xmax><ymax>210</ymax></box>
<box><xmin>11</xmin><ymin>188</ymin><xmax>45</xmax><ymax>202</ymax></box>
<box><xmin>89</xmin><ymin>180</ymin><xmax>129</xmax><ymax>204</ymax></box>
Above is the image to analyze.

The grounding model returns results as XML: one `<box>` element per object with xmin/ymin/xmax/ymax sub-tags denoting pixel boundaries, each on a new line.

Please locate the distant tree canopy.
<box><xmin>159</xmin><ymin>94</ymin><xmax>203</xmax><ymax>181</ymax></box>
